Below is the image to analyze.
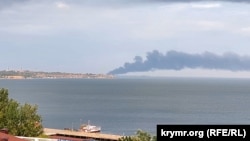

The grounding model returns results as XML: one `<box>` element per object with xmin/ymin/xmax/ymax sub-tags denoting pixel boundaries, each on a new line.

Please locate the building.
<box><xmin>0</xmin><ymin>132</ymin><xmax>27</xmax><ymax>141</ymax></box>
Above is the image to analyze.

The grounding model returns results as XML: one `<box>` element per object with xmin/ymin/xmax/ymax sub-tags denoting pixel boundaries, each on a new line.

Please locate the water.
<box><xmin>1</xmin><ymin>78</ymin><xmax>250</xmax><ymax>135</ymax></box>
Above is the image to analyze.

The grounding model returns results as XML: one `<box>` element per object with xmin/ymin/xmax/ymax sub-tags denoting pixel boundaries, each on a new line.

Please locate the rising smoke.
<box><xmin>108</xmin><ymin>50</ymin><xmax>250</xmax><ymax>75</ymax></box>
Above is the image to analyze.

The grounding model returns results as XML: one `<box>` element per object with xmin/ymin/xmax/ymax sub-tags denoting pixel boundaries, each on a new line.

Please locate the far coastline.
<box><xmin>0</xmin><ymin>70</ymin><xmax>114</xmax><ymax>79</ymax></box>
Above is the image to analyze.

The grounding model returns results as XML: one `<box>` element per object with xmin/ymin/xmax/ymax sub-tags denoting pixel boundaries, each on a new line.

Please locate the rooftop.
<box><xmin>0</xmin><ymin>132</ymin><xmax>27</xmax><ymax>141</ymax></box>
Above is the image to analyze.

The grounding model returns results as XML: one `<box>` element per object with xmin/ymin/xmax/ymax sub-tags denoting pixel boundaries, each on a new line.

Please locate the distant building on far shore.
<box><xmin>6</xmin><ymin>76</ymin><xmax>25</xmax><ymax>79</ymax></box>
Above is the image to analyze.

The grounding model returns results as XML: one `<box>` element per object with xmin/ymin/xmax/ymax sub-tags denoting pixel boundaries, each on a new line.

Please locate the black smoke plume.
<box><xmin>108</xmin><ymin>50</ymin><xmax>250</xmax><ymax>75</ymax></box>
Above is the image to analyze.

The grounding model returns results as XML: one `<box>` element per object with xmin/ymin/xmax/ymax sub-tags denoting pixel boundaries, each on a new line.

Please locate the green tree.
<box><xmin>0</xmin><ymin>88</ymin><xmax>43</xmax><ymax>136</ymax></box>
<box><xmin>0</xmin><ymin>88</ymin><xmax>10</xmax><ymax>128</ymax></box>
<box><xmin>18</xmin><ymin>103</ymin><xmax>43</xmax><ymax>136</ymax></box>
<box><xmin>3</xmin><ymin>99</ymin><xmax>20</xmax><ymax>135</ymax></box>
<box><xmin>119</xmin><ymin>130</ymin><xmax>156</xmax><ymax>141</ymax></box>
<box><xmin>119</xmin><ymin>136</ymin><xmax>134</xmax><ymax>141</ymax></box>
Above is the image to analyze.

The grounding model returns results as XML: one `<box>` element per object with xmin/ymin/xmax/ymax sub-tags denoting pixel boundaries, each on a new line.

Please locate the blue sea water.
<box><xmin>1</xmin><ymin>78</ymin><xmax>250</xmax><ymax>135</ymax></box>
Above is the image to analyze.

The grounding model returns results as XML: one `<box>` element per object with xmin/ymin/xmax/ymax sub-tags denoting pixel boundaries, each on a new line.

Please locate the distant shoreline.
<box><xmin>0</xmin><ymin>70</ymin><xmax>114</xmax><ymax>79</ymax></box>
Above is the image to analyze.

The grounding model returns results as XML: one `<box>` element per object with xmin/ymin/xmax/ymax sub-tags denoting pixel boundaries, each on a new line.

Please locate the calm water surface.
<box><xmin>1</xmin><ymin>78</ymin><xmax>250</xmax><ymax>135</ymax></box>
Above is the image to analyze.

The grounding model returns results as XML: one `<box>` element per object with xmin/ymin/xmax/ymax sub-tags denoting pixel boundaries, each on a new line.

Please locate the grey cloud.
<box><xmin>164</xmin><ymin>0</ymin><xmax>248</xmax><ymax>1</ymax></box>
<box><xmin>108</xmin><ymin>50</ymin><xmax>250</xmax><ymax>75</ymax></box>
<box><xmin>1</xmin><ymin>0</ymin><xmax>249</xmax><ymax>10</ymax></box>
<box><xmin>54</xmin><ymin>0</ymin><xmax>250</xmax><ymax>7</ymax></box>
<box><xmin>71</xmin><ymin>0</ymin><xmax>250</xmax><ymax>5</ymax></box>
<box><xmin>55</xmin><ymin>0</ymin><xmax>250</xmax><ymax>10</ymax></box>
<box><xmin>157</xmin><ymin>0</ymin><xmax>250</xmax><ymax>3</ymax></box>
<box><xmin>70</xmin><ymin>0</ymin><xmax>250</xmax><ymax>3</ymax></box>
<box><xmin>0</xmin><ymin>0</ymin><xmax>29</xmax><ymax>10</ymax></box>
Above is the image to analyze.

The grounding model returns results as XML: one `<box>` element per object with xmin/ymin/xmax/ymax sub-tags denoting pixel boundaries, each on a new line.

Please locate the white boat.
<box><xmin>79</xmin><ymin>121</ymin><xmax>101</xmax><ymax>133</ymax></box>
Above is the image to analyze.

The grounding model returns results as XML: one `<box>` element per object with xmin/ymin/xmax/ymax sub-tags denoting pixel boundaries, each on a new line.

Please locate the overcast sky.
<box><xmin>1</xmin><ymin>0</ymin><xmax>250</xmax><ymax>77</ymax></box>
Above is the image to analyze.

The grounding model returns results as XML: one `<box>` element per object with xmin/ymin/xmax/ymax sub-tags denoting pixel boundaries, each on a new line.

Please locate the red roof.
<box><xmin>0</xmin><ymin>132</ymin><xmax>27</xmax><ymax>141</ymax></box>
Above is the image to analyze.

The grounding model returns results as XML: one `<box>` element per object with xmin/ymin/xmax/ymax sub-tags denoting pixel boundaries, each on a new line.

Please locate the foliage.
<box><xmin>0</xmin><ymin>88</ymin><xmax>43</xmax><ymax>137</ymax></box>
<box><xmin>38</xmin><ymin>134</ymin><xmax>50</xmax><ymax>138</ymax></box>
<box><xmin>119</xmin><ymin>130</ymin><xmax>156</xmax><ymax>141</ymax></box>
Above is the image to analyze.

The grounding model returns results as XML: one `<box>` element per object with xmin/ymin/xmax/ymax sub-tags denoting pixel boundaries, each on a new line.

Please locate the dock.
<box><xmin>44</xmin><ymin>128</ymin><xmax>123</xmax><ymax>141</ymax></box>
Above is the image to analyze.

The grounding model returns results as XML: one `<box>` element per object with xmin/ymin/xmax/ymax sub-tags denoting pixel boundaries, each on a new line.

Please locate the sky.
<box><xmin>1</xmin><ymin>0</ymin><xmax>250</xmax><ymax>77</ymax></box>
